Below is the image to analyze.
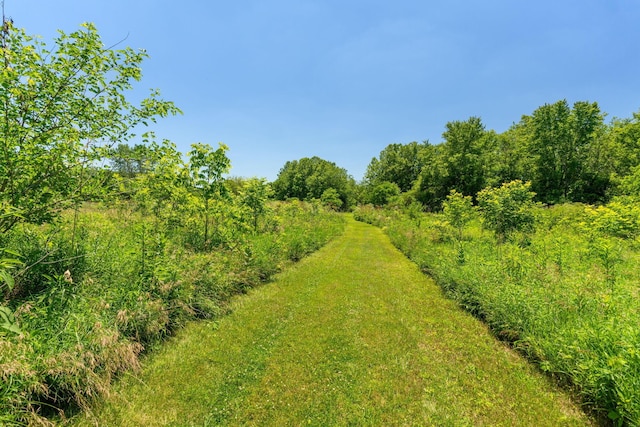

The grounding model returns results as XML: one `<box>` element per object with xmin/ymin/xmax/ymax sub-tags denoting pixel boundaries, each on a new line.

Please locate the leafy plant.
<box><xmin>188</xmin><ymin>143</ymin><xmax>231</xmax><ymax>248</ymax></box>
<box><xmin>240</xmin><ymin>178</ymin><xmax>274</xmax><ymax>231</ymax></box>
<box><xmin>476</xmin><ymin>180</ymin><xmax>537</xmax><ymax>243</ymax></box>
<box><xmin>442</xmin><ymin>189</ymin><xmax>474</xmax><ymax>241</ymax></box>
<box><xmin>320</xmin><ymin>187</ymin><xmax>343</xmax><ymax>211</ymax></box>
<box><xmin>368</xmin><ymin>181</ymin><xmax>401</xmax><ymax>206</ymax></box>
<box><xmin>0</xmin><ymin>21</ymin><xmax>179</xmax><ymax>233</ymax></box>
<box><xmin>0</xmin><ymin>249</ymin><xmax>23</xmax><ymax>335</ymax></box>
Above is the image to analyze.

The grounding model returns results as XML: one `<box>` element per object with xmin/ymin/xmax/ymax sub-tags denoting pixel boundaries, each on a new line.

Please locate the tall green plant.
<box><xmin>0</xmin><ymin>20</ymin><xmax>179</xmax><ymax>233</ymax></box>
<box><xmin>188</xmin><ymin>143</ymin><xmax>231</xmax><ymax>248</ymax></box>
<box><xmin>240</xmin><ymin>178</ymin><xmax>273</xmax><ymax>232</ymax></box>
<box><xmin>476</xmin><ymin>180</ymin><xmax>537</xmax><ymax>243</ymax></box>
<box><xmin>442</xmin><ymin>190</ymin><xmax>473</xmax><ymax>241</ymax></box>
<box><xmin>133</xmin><ymin>137</ymin><xmax>193</xmax><ymax>227</ymax></box>
<box><xmin>0</xmin><ymin>248</ymin><xmax>22</xmax><ymax>335</ymax></box>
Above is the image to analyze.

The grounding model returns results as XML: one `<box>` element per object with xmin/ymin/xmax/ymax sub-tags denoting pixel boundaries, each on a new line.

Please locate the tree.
<box><xmin>369</xmin><ymin>181</ymin><xmax>400</xmax><ymax>206</ymax></box>
<box><xmin>0</xmin><ymin>21</ymin><xmax>179</xmax><ymax>232</ymax></box>
<box><xmin>476</xmin><ymin>180</ymin><xmax>537</xmax><ymax>243</ymax></box>
<box><xmin>109</xmin><ymin>143</ymin><xmax>154</xmax><ymax>178</ymax></box>
<box><xmin>132</xmin><ymin>138</ymin><xmax>192</xmax><ymax>226</ymax></box>
<box><xmin>240</xmin><ymin>178</ymin><xmax>273</xmax><ymax>232</ymax></box>
<box><xmin>442</xmin><ymin>190</ymin><xmax>474</xmax><ymax>241</ymax></box>
<box><xmin>482</xmin><ymin>129</ymin><xmax>524</xmax><ymax>188</ymax></box>
<box><xmin>441</xmin><ymin>116</ymin><xmax>488</xmax><ymax>197</ymax></box>
<box><xmin>188</xmin><ymin>143</ymin><xmax>231</xmax><ymax>247</ymax></box>
<box><xmin>609</xmin><ymin>112</ymin><xmax>640</xmax><ymax>177</ymax></box>
<box><xmin>414</xmin><ymin>144</ymin><xmax>449</xmax><ymax>210</ymax></box>
<box><xmin>320</xmin><ymin>188</ymin><xmax>343</xmax><ymax>211</ymax></box>
<box><xmin>272</xmin><ymin>156</ymin><xmax>354</xmax><ymax>210</ymax></box>
<box><xmin>364</xmin><ymin>141</ymin><xmax>431</xmax><ymax>192</ymax></box>
<box><xmin>414</xmin><ymin>117</ymin><xmax>488</xmax><ymax>211</ymax></box>
<box><xmin>522</xmin><ymin>100</ymin><xmax>605</xmax><ymax>203</ymax></box>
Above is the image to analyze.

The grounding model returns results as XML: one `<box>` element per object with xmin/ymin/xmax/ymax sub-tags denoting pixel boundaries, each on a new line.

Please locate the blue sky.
<box><xmin>6</xmin><ymin>0</ymin><xmax>640</xmax><ymax>181</ymax></box>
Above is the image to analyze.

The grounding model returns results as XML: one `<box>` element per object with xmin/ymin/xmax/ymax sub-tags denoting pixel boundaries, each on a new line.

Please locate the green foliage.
<box><xmin>188</xmin><ymin>142</ymin><xmax>232</xmax><ymax>248</ymax></box>
<box><xmin>412</xmin><ymin>119</ymin><xmax>490</xmax><ymax>210</ymax></box>
<box><xmin>413</xmin><ymin>145</ymin><xmax>449</xmax><ymax>211</ymax></box>
<box><xmin>582</xmin><ymin>202</ymin><xmax>640</xmax><ymax>239</ymax></box>
<box><xmin>618</xmin><ymin>164</ymin><xmax>640</xmax><ymax>198</ymax></box>
<box><xmin>364</xmin><ymin>141</ymin><xmax>431</xmax><ymax>192</ymax></box>
<box><xmin>320</xmin><ymin>187</ymin><xmax>343</xmax><ymax>211</ymax></box>
<box><xmin>0</xmin><ymin>248</ymin><xmax>21</xmax><ymax>295</ymax></box>
<box><xmin>0</xmin><ymin>22</ymin><xmax>179</xmax><ymax>233</ymax></box>
<box><xmin>240</xmin><ymin>178</ymin><xmax>274</xmax><ymax>232</ymax></box>
<box><xmin>369</xmin><ymin>181</ymin><xmax>400</xmax><ymax>206</ymax></box>
<box><xmin>441</xmin><ymin>116</ymin><xmax>488</xmax><ymax>197</ymax></box>
<box><xmin>108</xmin><ymin>143</ymin><xmax>154</xmax><ymax>178</ymax></box>
<box><xmin>130</xmin><ymin>138</ymin><xmax>193</xmax><ymax>228</ymax></box>
<box><xmin>476</xmin><ymin>180</ymin><xmax>537</xmax><ymax>243</ymax></box>
<box><xmin>442</xmin><ymin>190</ymin><xmax>474</xmax><ymax>240</ymax></box>
<box><xmin>272</xmin><ymin>156</ymin><xmax>354</xmax><ymax>210</ymax></box>
<box><xmin>0</xmin><ymin>305</ymin><xmax>20</xmax><ymax>335</ymax></box>
<box><xmin>0</xmin><ymin>20</ymin><xmax>348</xmax><ymax>424</ymax></box>
<box><xmin>521</xmin><ymin>100</ymin><xmax>607</xmax><ymax>203</ymax></box>
<box><xmin>364</xmin><ymin>100</ymin><xmax>637</xmax><ymax>210</ymax></box>
<box><xmin>0</xmin><ymin>201</ymin><xmax>344</xmax><ymax>424</ymax></box>
<box><xmin>75</xmin><ymin>218</ymin><xmax>589</xmax><ymax>427</ymax></box>
<box><xmin>609</xmin><ymin>112</ymin><xmax>640</xmax><ymax>177</ymax></box>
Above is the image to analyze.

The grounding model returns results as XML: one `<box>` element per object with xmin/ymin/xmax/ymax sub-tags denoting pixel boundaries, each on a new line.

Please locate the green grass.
<box><xmin>70</xmin><ymin>216</ymin><xmax>591</xmax><ymax>426</ymax></box>
<box><xmin>354</xmin><ymin>203</ymin><xmax>640</xmax><ymax>425</ymax></box>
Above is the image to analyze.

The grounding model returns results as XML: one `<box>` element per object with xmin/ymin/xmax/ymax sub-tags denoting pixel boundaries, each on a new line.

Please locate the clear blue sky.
<box><xmin>6</xmin><ymin>0</ymin><xmax>640</xmax><ymax>181</ymax></box>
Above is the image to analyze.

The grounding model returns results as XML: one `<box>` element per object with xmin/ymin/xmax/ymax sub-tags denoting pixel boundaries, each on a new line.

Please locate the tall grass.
<box><xmin>354</xmin><ymin>203</ymin><xmax>640</xmax><ymax>426</ymax></box>
<box><xmin>0</xmin><ymin>201</ymin><xmax>344</xmax><ymax>425</ymax></box>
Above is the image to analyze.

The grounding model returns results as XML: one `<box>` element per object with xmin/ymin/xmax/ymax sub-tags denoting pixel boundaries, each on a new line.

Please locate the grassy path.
<box><xmin>72</xmin><ymin>217</ymin><xmax>591</xmax><ymax>426</ymax></box>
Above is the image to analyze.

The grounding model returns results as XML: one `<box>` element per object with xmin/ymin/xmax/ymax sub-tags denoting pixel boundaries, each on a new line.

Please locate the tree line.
<box><xmin>361</xmin><ymin>100</ymin><xmax>640</xmax><ymax>209</ymax></box>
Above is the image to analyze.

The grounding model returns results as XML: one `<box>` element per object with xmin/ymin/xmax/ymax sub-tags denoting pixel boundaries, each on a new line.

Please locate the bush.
<box><xmin>476</xmin><ymin>180</ymin><xmax>537</xmax><ymax>243</ymax></box>
<box><xmin>442</xmin><ymin>190</ymin><xmax>474</xmax><ymax>240</ymax></box>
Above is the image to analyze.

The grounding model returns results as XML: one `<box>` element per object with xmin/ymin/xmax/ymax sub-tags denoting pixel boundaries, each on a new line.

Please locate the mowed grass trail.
<box><xmin>72</xmin><ymin>217</ymin><xmax>591</xmax><ymax>426</ymax></box>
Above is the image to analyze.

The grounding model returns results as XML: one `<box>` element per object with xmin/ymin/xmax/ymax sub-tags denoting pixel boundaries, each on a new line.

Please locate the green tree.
<box><xmin>188</xmin><ymin>143</ymin><xmax>231</xmax><ymax>247</ymax></box>
<box><xmin>132</xmin><ymin>138</ymin><xmax>194</xmax><ymax>228</ymax></box>
<box><xmin>476</xmin><ymin>180</ymin><xmax>537</xmax><ymax>243</ymax></box>
<box><xmin>441</xmin><ymin>116</ymin><xmax>488</xmax><ymax>197</ymax></box>
<box><xmin>442</xmin><ymin>190</ymin><xmax>474</xmax><ymax>241</ymax></box>
<box><xmin>522</xmin><ymin>100</ymin><xmax>605</xmax><ymax>203</ymax></box>
<box><xmin>240</xmin><ymin>178</ymin><xmax>273</xmax><ymax>232</ymax></box>
<box><xmin>109</xmin><ymin>143</ymin><xmax>154</xmax><ymax>178</ymax></box>
<box><xmin>272</xmin><ymin>156</ymin><xmax>354</xmax><ymax>210</ymax></box>
<box><xmin>369</xmin><ymin>181</ymin><xmax>400</xmax><ymax>206</ymax></box>
<box><xmin>619</xmin><ymin>165</ymin><xmax>640</xmax><ymax>199</ymax></box>
<box><xmin>0</xmin><ymin>21</ymin><xmax>179</xmax><ymax>232</ymax></box>
<box><xmin>364</xmin><ymin>141</ymin><xmax>431</xmax><ymax>192</ymax></box>
<box><xmin>482</xmin><ymin>129</ymin><xmax>524</xmax><ymax>188</ymax></box>
<box><xmin>320</xmin><ymin>188</ymin><xmax>343</xmax><ymax>211</ymax></box>
<box><xmin>608</xmin><ymin>112</ymin><xmax>640</xmax><ymax>178</ymax></box>
<box><xmin>415</xmin><ymin>118</ymin><xmax>488</xmax><ymax>211</ymax></box>
<box><xmin>414</xmin><ymin>144</ymin><xmax>449</xmax><ymax>211</ymax></box>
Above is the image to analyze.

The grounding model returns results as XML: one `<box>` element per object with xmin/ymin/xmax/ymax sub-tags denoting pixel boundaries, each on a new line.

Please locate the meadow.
<box><xmin>354</xmin><ymin>200</ymin><xmax>640</xmax><ymax>425</ymax></box>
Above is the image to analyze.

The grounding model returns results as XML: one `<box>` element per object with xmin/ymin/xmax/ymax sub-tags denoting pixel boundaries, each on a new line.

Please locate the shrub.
<box><xmin>476</xmin><ymin>180</ymin><xmax>537</xmax><ymax>243</ymax></box>
<box><xmin>442</xmin><ymin>190</ymin><xmax>474</xmax><ymax>240</ymax></box>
